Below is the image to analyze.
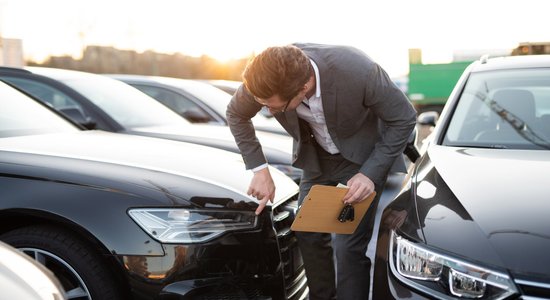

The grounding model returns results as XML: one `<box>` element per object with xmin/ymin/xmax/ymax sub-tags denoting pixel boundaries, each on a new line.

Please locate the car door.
<box><xmin>131</xmin><ymin>84</ymin><xmax>225</xmax><ymax>124</ymax></box>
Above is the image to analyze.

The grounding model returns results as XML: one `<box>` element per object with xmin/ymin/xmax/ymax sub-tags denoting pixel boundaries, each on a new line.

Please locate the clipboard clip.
<box><xmin>338</xmin><ymin>204</ymin><xmax>355</xmax><ymax>223</ymax></box>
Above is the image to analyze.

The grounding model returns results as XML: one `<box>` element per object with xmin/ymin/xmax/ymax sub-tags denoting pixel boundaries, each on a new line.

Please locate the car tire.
<box><xmin>0</xmin><ymin>225</ymin><xmax>123</xmax><ymax>300</ymax></box>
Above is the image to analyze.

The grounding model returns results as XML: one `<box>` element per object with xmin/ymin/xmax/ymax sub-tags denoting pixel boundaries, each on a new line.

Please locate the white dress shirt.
<box><xmin>296</xmin><ymin>60</ymin><xmax>340</xmax><ymax>154</ymax></box>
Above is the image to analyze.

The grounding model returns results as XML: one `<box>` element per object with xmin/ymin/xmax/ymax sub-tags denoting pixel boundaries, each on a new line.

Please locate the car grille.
<box><xmin>516</xmin><ymin>279</ymin><xmax>550</xmax><ymax>299</ymax></box>
<box><xmin>272</xmin><ymin>196</ymin><xmax>308</xmax><ymax>300</ymax></box>
<box><xmin>199</xmin><ymin>286</ymin><xmax>264</xmax><ymax>300</ymax></box>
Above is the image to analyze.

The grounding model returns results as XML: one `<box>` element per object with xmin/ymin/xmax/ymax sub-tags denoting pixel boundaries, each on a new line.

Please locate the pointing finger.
<box><xmin>255</xmin><ymin>197</ymin><xmax>269</xmax><ymax>215</ymax></box>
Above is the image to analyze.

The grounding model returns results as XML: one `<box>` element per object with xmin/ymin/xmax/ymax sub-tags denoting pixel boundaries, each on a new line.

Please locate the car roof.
<box><xmin>471</xmin><ymin>55</ymin><xmax>550</xmax><ymax>73</ymax></box>
<box><xmin>108</xmin><ymin>74</ymin><xmax>213</xmax><ymax>90</ymax></box>
<box><xmin>106</xmin><ymin>74</ymin><xmax>233</xmax><ymax>114</ymax></box>
<box><xmin>26</xmin><ymin>66</ymin><xmax>99</xmax><ymax>80</ymax></box>
<box><xmin>206</xmin><ymin>79</ymin><xmax>241</xmax><ymax>89</ymax></box>
<box><xmin>0</xmin><ymin>66</ymin><xmax>32</xmax><ymax>74</ymax></box>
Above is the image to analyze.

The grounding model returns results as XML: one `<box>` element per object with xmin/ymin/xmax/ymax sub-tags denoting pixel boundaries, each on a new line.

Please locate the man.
<box><xmin>226</xmin><ymin>43</ymin><xmax>416</xmax><ymax>300</ymax></box>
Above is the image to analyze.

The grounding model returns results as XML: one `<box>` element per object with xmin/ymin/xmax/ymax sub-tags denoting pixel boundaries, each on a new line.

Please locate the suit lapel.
<box><xmin>321</xmin><ymin>77</ymin><xmax>337</xmax><ymax>134</ymax></box>
<box><xmin>275</xmin><ymin>111</ymin><xmax>300</xmax><ymax>140</ymax></box>
<box><xmin>285</xmin><ymin>111</ymin><xmax>301</xmax><ymax>140</ymax></box>
<box><xmin>308</xmin><ymin>53</ymin><xmax>339</xmax><ymax>146</ymax></box>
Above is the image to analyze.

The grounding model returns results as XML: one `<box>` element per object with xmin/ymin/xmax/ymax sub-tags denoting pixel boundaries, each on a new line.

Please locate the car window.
<box><xmin>131</xmin><ymin>84</ymin><xmax>216</xmax><ymax>123</ymax></box>
<box><xmin>176</xmin><ymin>82</ymin><xmax>232</xmax><ymax>117</ymax></box>
<box><xmin>2</xmin><ymin>76</ymin><xmax>82</xmax><ymax>111</ymax></box>
<box><xmin>444</xmin><ymin>68</ymin><xmax>550</xmax><ymax>149</ymax></box>
<box><xmin>0</xmin><ymin>81</ymin><xmax>77</xmax><ymax>137</ymax></box>
<box><xmin>59</xmin><ymin>75</ymin><xmax>188</xmax><ymax>128</ymax></box>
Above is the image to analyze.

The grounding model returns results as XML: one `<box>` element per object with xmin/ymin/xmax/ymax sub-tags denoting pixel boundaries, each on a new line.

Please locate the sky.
<box><xmin>1</xmin><ymin>0</ymin><xmax>549</xmax><ymax>77</ymax></box>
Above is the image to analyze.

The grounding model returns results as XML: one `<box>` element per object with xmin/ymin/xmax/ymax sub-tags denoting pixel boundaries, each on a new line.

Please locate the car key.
<box><xmin>338</xmin><ymin>204</ymin><xmax>354</xmax><ymax>222</ymax></box>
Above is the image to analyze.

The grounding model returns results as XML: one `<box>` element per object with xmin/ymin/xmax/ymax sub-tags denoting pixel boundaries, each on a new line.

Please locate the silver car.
<box><xmin>0</xmin><ymin>240</ymin><xmax>66</xmax><ymax>300</ymax></box>
<box><xmin>107</xmin><ymin>75</ymin><xmax>287</xmax><ymax>135</ymax></box>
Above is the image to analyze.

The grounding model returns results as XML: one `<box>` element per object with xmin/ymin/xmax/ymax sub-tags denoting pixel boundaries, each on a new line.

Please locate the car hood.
<box><xmin>130</xmin><ymin>123</ymin><xmax>293</xmax><ymax>159</ymax></box>
<box><xmin>419</xmin><ymin>145</ymin><xmax>550</xmax><ymax>277</ymax></box>
<box><xmin>0</xmin><ymin>131</ymin><xmax>298</xmax><ymax>207</ymax></box>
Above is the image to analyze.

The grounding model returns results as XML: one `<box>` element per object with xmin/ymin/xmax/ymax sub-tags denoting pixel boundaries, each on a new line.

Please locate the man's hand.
<box><xmin>342</xmin><ymin>173</ymin><xmax>375</xmax><ymax>205</ymax></box>
<box><xmin>248</xmin><ymin>167</ymin><xmax>276</xmax><ymax>215</ymax></box>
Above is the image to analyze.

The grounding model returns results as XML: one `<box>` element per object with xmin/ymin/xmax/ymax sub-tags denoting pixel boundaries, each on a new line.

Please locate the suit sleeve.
<box><xmin>226</xmin><ymin>84</ymin><xmax>267</xmax><ymax>170</ymax></box>
<box><xmin>360</xmin><ymin>63</ymin><xmax>417</xmax><ymax>184</ymax></box>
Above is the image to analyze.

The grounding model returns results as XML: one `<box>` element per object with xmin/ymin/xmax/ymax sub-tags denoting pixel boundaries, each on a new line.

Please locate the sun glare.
<box><xmin>209</xmin><ymin>51</ymin><xmax>239</xmax><ymax>64</ymax></box>
<box><xmin>203</xmin><ymin>47</ymin><xmax>253</xmax><ymax>64</ymax></box>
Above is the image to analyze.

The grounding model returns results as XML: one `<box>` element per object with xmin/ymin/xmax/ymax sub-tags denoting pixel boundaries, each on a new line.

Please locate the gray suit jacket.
<box><xmin>226</xmin><ymin>43</ymin><xmax>417</xmax><ymax>185</ymax></box>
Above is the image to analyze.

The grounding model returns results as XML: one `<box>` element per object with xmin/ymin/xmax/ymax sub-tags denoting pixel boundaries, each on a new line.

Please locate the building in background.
<box><xmin>406</xmin><ymin>47</ymin><xmax>511</xmax><ymax>113</ymax></box>
<box><xmin>407</xmin><ymin>59</ymin><xmax>471</xmax><ymax>113</ymax></box>
<box><xmin>511</xmin><ymin>42</ymin><xmax>550</xmax><ymax>55</ymax></box>
<box><xmin>0</xmin><ymin>37</ymin><xmax>24</xmax><ymax>67</ymax></box>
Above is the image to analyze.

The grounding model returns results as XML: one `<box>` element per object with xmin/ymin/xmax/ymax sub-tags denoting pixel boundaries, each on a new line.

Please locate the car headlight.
<box><xmin>128</xmin><ymin>208</ymin><xmax>257</xmax><ymax>243</ymax></box>
<box><xmin>271</xmin><ymin>164</ymin><xmax>303</xmax><ymax>182</ymax></box>
<box><xmin>390</xmin><ymin>231</ymin><xmax>518</xmax><ymax>299</ymax></box>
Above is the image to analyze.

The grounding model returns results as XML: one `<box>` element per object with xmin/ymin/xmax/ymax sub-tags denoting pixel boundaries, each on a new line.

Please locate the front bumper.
<box><xmin>121</xmin><ymin>197</ymin><xmax>307</xmax><ymax>300</ymax></box>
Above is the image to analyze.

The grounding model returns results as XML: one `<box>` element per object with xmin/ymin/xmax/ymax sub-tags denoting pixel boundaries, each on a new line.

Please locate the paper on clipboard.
<box><xmin>290</xmin><ymin>184</ymin><xmax>376</xmax><ymax>234</ymax></box>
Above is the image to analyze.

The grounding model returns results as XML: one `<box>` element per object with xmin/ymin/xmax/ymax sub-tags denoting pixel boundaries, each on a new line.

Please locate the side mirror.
<box><xmin>403</xmin><ymin>127</ymin><xmax>420</xmax><ymax>163</ymax></box>
<box><xmin>59</xmin><ymin>107</ymin><xmax>96</xmax><ymax>129</ymax></box>
<box><xmin>180</xmin><ymin>107</ymin><xmax>212</xmax><ymax>123</ymax></box>
<box><xmin>417</xmin><ymin>111</ymin><xmax>439</xmax><ymax>127</ymax></box>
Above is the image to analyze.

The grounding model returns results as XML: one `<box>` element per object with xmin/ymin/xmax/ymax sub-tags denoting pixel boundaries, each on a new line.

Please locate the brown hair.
<box><xmin>243</xmin><ymin>45</ymin><xmax>312</xmax><ymax>102</ymax></box>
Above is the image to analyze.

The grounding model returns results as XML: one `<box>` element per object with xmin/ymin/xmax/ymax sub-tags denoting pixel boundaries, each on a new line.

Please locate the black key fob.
<box><xmin>338</xmin><ymin>204</ymin><xmax>354</xmax><ymax>223</ymax></box>
<box><xmin>338</xmin><ymin>205</ymin><xmax>349</xmax><ymax>222</ymax></box>
<box><xmin>346</xmin><ymin>205</ymin><xmax>354</xmax><ymax>222</ymax></box>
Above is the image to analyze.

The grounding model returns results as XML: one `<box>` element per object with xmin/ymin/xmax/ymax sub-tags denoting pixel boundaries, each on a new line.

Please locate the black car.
<box><xmin>0</xmin><ymin>80</ymin><xmax>307</xmax><ymax>299</ymax></box>
<box><xmin>373</xmin><ymin>55</ymin><xmax>550</xmax><ymax>299</ymax></box>
<box><xmin>0</xmin><ymin>67</ymin><xmax>302</xmax><ymax>182</ymax></box>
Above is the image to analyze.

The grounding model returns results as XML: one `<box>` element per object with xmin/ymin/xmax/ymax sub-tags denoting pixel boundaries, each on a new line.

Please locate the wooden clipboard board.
<box><xmin>291</xmin><ymin>185</ymin><xmax>376</xmax><ymax>234</ymax></box>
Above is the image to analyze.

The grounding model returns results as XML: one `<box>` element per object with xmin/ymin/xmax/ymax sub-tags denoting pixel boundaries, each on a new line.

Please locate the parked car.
<box><xmin>0</xmin><ymin>240</ymin><xmax>66</xmax><ymax>300</ymax></box>
<box><xmin>107</xmin><ymin>74</ymin><xmax>287</xmax><ymax>135</ymax></box>
<box><xmin>372</xmin><ymin>55</ymin><xmax>550</xmax><ymax>299</ymax></box>
<box><xmin>0</xmin><ymin>80</ymin><xmax>306</xmax><ymax>299</ymax></box>
<box><xmin>205</xmin><ymin>79</ymin><xmax>241</xmax><ymax>96</ymax></box>
<box><xmin>205</xmin><ymin>79</ymin><xmax>276</xmax><ymax>119</ymax></box>
<box><xmin>0</xmin><ymin>67</ymin><xmax>302</xmax><ymax>182</ymax></box>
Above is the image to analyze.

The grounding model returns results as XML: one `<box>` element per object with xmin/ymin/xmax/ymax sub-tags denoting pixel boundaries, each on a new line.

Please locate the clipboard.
<box><xmin>290</xmin><ymin>185</ymin><xmax>376</xmax><ymax>234</ymax></box>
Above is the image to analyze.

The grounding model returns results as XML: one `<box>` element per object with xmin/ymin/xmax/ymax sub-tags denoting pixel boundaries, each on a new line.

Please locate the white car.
<box><xmin>107</xmin><ymin>75</ymin><xmax>288</xmax><ymax>136</ymax></box>
<box><xmin>0</xmin><ymin>241</ymin><xmax>66</xmax><ymax>300</ymax></box>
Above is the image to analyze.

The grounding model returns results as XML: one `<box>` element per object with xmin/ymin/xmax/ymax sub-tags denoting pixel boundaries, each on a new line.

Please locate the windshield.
<box><xmin>61</xmin><ymin>74</ymin><xmax>188</xmax><ymax>128</ymax></box>
<box><xmin>174</xmin><ymin>79</ymin><xmax>232</xmax><ymax>117</ymax></box>
<box><xmin>0</xmin><ymin>81</ymin><xmax>78</xmax><ymax>138</ymax></box>
<box><xmin>443</xmin><ymin>68</ymin><xmax>550</xmax><ymax>150</ymax></box>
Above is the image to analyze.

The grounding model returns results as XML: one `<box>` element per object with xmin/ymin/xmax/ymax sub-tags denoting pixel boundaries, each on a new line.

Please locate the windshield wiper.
<box><xmin>488</xmin><ymin>100</ymin><xmax>550</xmax><ymax>150</ymax></box>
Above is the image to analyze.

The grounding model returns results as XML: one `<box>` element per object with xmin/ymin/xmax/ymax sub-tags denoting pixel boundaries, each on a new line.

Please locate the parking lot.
<box><xmin>1</xmin><ymin>1</ymin><xmax>550</xmax><ymax>295</ymax></box>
